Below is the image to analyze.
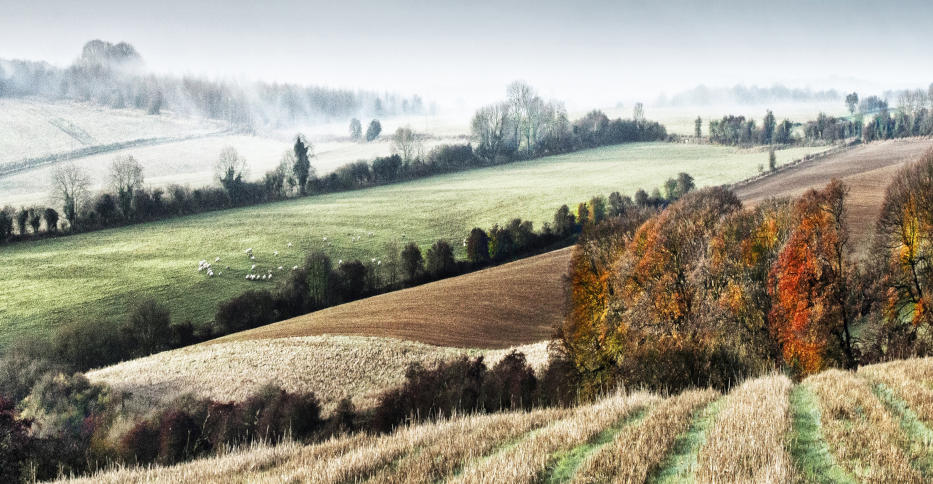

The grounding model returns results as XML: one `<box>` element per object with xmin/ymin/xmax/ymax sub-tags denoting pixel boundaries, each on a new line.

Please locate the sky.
<box><xmin>1</xmin><ymin>0</ymin><xmax>932</xmax><ymax>110</ymax></box>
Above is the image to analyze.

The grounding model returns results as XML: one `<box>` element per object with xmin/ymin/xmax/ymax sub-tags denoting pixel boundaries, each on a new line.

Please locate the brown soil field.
<box><xmin>220</xmin><ymin>138</ymin><xmax>933</xmax><ymax>348</ymax></box>
<box><xmin>734</xmin><ymin>138</ymin><xmax>933</xmax><ymax>251</ymax></box>
<box><xmin>216</xmin><ymin>247</ymin><xmax>571</xmax><ymax>348</ymax></box>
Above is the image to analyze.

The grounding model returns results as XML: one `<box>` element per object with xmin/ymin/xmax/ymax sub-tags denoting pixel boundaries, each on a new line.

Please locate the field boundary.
<box><xmin>724</xmin><ymin>140</ymin><xmax>859</xmax><ymax>193</ymax></box>
<box><xmin>0</xmin><ymin>129</ymin><xmax>236</xmax><ymax>178</ymax></box>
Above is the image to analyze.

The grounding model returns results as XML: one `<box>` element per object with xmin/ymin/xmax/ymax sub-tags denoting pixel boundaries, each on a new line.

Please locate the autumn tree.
<box><xmin>874</xmin><ymin>150</ymin><xmax>933</xmax><ymax>341</ymax></box>
<box><xmin>768</xmin><ymin>180</ymin><xmax>856</xmax><ymax>375</ymax></box>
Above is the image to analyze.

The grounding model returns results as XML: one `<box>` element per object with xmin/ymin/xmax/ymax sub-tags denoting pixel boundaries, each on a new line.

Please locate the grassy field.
<box><xmin>0</xmin><ymin>142</ymin><xmax>826</xmax><ymax>349</ymax></box>
<box><xmin>63</xmin><ymin>357</ymin><xmax>933</xmax><ymax>483</ymax></box>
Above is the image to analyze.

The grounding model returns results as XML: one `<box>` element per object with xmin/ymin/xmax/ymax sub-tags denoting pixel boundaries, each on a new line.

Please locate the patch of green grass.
<box><xmin>0</xmin><ymin>143</ymin><xmax>828</xmax><ymax>349</ymax></box>
<box><xmin>788</xmin><ymin>384</ymin><xmax>856</xmax><ymax>484</ymax></box>
<box><xmin>870</xmin><ymin>382</ymin><xmax>933</xmax><ymax>476</ymax></box>
<box><xmin>542</xmin><ymin>407</ymin><xmax>649</xmax><ymax>483</ymax></box>
<box><xmin>650</xmin><ymin>397</ymin><xmax>723</xmax><ymax>483</ymax></box>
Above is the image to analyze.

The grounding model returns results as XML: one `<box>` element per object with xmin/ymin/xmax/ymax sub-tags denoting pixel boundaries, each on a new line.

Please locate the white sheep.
<box><xmin>251</xmin><ymin>264</ymin><xmax>257</xmax><ymax>270</ymax></box>
<box><xmin>215</xmin><ymin>257</ymin><xmax>221</xmax><ymax>262</ymax></box>
<box><xmin>274</xmin><ymin>251</ymin><xmax>279</xmax><ymax>256</ymax></box>
<box><xmin>250</xmin><ymin>255</ymin><xmax>255</xmax><ymax>260</ymax></box>
<box><xmin>292</xmin><ymin>265</ymin><xmax>299</xmax><ymax>270</ymax></box>
<box><xmin>278</xmin><ymin>266</ymin><xmax>284</xmax><ymax>271</ymax></box>
<box><xmin>322</xmin><ymin>236</ymin><xmax>328</xmax><ymax>242</ymax></box>
<box><xmin>287</xmin><ymin>242</ymin><xmax>293</xmax><ymax>248</ymax></box>
<box><xmin>338</xmin><ymin>259</ymin><xmax>343</xmax><ymax>265</ymax></box>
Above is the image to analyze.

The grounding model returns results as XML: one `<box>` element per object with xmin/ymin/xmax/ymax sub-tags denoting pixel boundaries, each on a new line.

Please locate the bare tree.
<box><xmin>471</xmin><ymin>102</ymin><xmax>511</xmax><ymax>157</ymax></box>
<box><xmin>633</xmin><ymin>102</ymin><xmax>645</xmax><ymax>121</ymax></box>
<box><xmin>109</xmin><ymin>155</ymin><xmax>144</xmax><ymax>217</ymax></box>
<box><xmin>391</xmin><ymin>126</ymin><xmax>421</xmax><ymax>163</ymax></box>
<box><xmin>215</xmin><ymin>146</ymin><xmax>248</xmax><ymax>184</ymax></box>
<box><xmin>51</xmin><ymin>163</ymin><xmax>91</xmax><ymax>231</ymax></box>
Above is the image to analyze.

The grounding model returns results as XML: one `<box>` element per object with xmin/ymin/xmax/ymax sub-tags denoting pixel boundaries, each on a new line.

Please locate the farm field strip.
<box><xmin>695</xmin><ymin>374</ymin><xmax>794</xmax><ymax>483</ymax></box>
<box><xmin>569</xmin><ymin>388</ymin><xmax>719</xmax><ymax>484</ymax></box>
<box><xmin>860</xmin><ymin>357</ymin><xmax>933</xmax><ymax>426</ymax></box>
<box><xmin>447</xmin><ymin>391</ymin><xmax>658</xmax><ymax>484</ymax></box>
<box><xmin>542</xmin><ymin>407</ymin><xmax>650</xmax><ymax>483</ymax></box>
<box><xmin>787</xmin><ymin>385</ymin><xmax>856</xmax><ymax>483</ymax></box>
<box><xmin>805</xmin><ymin>369</ymin><xmax>924</xmax><ymax>482</ymax></box>
<box><xmin>651</xmin><ymin>398</ymin><xmax>724</xmax><ymax>483</ymax></box>
<box><xmin>869</xmin><ymin>383</ymin><xmax>933</xmax><ymax>475</ymax></box>
<box><xmin>0</xmin><ymin>142</ymin><xmax>829</xmax><ymax>350</ymax></box>
<box><xmin>366</xmin><ymin>407</ymin><xmax>568</xmax><ymax>484</ymax></box>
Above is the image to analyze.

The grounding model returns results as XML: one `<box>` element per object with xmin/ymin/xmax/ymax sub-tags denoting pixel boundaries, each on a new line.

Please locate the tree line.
<box><xmin>561</xmin><ymin>150</ymin><xmax>933</xmax><ymax>398</ymax></box>
<box><xmin>0</xmin><ymin>40</ymin><xmax>423</xmax><ymax>128</ymax></box>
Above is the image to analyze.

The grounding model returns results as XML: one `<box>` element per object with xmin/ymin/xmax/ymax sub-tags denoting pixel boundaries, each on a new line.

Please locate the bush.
<box><xmin>120</xmin><ymin>419</ymin><xmax>160</xmax><ymax>464</ymax></box>
<box><xmin>51</xmin><ymin>320</ymin><xmax>129</xmax><ymax>371</ymax></box>
<box><xmin>125</xmin><ymin>298</ymin><xmax>172</xmax><ymax>357</ymax></box>
<box><xmin>239</xmin><ymin>384</ymin><xmax>321</xmax><ymax>443</ymax></box>
<box><xmin>157</xmin><ymin>410</ymin><xmax>202</xmax><ymax>464</ymax></box>
<box><xmin>466</xmin><ymin>228</ymin><xmax>491</xmax><ymax>265</ymax></box>
<box><xmin>482</xmin><ymin>351</ymin><xmax>537</xmax><ymax>411</ymax></box>
<box><xmin>214</xmin><ymin>290</ymin><xmax>276</xmax><ymax>334</ymax></box>
<box><xmin>0</xmin><ymin>396</ymin><xmax>34</xmax><ymax>484</ymax></box>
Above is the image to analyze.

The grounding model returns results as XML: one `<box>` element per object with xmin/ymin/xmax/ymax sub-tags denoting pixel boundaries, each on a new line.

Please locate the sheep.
<box><xmin>371</xmin><ymin>258</ymin><xmax>376</xmax><ymax>263</ymax></box>
<box><xmin>287</xmin><ymin>242</ymin><xmax>293</xmax><ymax>248</ymax></box>
<box><xmin>292</xmin><ymin>265</ymin><xmax>299</xmax><ymax>270</ymax></box>
<box><xmin>377</xmin><ymin>260</ymin><xmax>382</xmax><ymax>265</ymax></box>
<box><xmin>322</xmin><ymin>236</ymin><xmax>328</xmax><ymax>242</ymax></box>
<box><xmin>215</xmin><ymin>257</ymin><xmax>221</xmax><ymax>262</ymax></box>
<box><xmin>251</xmin><ymin>264</ymin><xmax>257</xmax><ymax>270</ymax></box>
<box><xmin>278</xmin><ymin>266</ymin><xmax>284</xmax><ymax>271</ymax></box>
<box><xmin>274</xmin><ymin>251</ymin><xmax>279</xmax><ymax>256</ymax></box>
<box><xmin>338</xmin><ymin>259</ymin><xmax>343</xmax><ymax>265</ymax></box>
<box><xmin>250</xmin><ymin>255</ymin><xmax>255</xmax><ymax>260</ymax></box>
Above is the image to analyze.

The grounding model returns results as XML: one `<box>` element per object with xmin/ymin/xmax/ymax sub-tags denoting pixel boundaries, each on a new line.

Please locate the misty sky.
<box><xmin>1</xmin><ymin>0</ymin><xmax>932</xmax><ymax>109</ymax></box>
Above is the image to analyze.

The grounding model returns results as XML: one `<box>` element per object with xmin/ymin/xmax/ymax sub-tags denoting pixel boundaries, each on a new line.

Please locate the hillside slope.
<box><xmin>66</xmin><ymin>357</ymin><xmax>933</xmax><ymax>483</ymax></box>
<box><xmin>219</xmin><ymin>247</ymin><xmax>569</xmax><ymax>348</ymax></box>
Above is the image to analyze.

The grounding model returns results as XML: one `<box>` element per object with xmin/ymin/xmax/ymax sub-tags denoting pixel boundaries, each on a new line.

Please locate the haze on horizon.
<box><xmin>1</xmin><ymin>0</ymin><xmax>931</xmax><ymax>111</ymax></box>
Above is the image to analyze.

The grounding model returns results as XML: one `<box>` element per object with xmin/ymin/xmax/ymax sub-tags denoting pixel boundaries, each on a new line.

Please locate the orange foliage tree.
<box><xmin>768</xmin><ymin>179</ymin><xmax>856</xmax><ymax>375</ymax></box>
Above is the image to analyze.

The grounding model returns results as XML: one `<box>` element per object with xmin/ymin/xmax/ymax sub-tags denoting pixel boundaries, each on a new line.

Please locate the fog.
<box><xmin>1</xmin><ymin>0</ymin><xmax>932</xmax><ymax>112</ymax></box>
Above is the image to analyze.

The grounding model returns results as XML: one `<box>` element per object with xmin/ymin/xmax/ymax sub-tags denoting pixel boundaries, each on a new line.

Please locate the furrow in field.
<box><xmin>568</xmin><ymin>388</ymin><xmax>719</xmax><ymax>484</ymax></box>
<box><xmin>859</xmin><ymin>358</ymin><xmax>933</xmax><ymax>426</ymax></box>
<box><xmin>787</xmin><ymin>384</ymin><xmax>855</xmax><ymax>484</ymax></box>
<box><xmin>650</xmin><ymin>397</ymin><xmax>724</xmax><ymax>483</ymax></box>
<box><xmin>447</xmin><ymin>391</ymin><xmax>659</xmax><ymax>484</ymax></box>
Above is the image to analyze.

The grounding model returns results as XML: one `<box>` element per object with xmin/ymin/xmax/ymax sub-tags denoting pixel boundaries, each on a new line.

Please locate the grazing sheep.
<box><xmin>250</xmin><ymin>255</ymin><xmax>255</xmax><ymax>260</ymax></box>
<box><xmin>292</xmin><ymin>265</ymin><xmax>299</xmax><ymax>270</ymax></box>
<box><xmin>322</xmin><ymin>236</ymin><xmax>328</xmax><ymax>242</ymax></box>
<box><xmin>215</xmin><ymin>257</ymin><xmax>221</xmax><ymax>262</ymax></box>
<box><xmin>251</xmin><ymin>264</ymin><xmax>257</xmax><ymax>270</ymax></box>
<box><xmin>338</xmin><ymin>259</ymin><xmax>343</xmax><ymax>265</ymax></box>
<box><xmin>278</xmin><ymin>266</ymin><xmax>284</xmax><ymax>270</ymax></box>
<box><xmin>274</xmin><ymin>251</ymin><xmax>279</xmax><ymax>256</ymax></box>
<box><xmin>377</xmin><ymin>260</ymin><xmax>382</xmax><ymax>265</ymax></box>
<box><xmin>287</xmin><ymin>242</ymin><xmax>293</xmax><ymax>248</ymax></box>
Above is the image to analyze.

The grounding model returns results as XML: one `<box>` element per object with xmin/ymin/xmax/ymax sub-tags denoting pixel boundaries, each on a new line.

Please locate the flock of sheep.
<box><xmin>195</xmin><ymin>232</ymin><xmax>390</xmax><ymax>283</ymax></box>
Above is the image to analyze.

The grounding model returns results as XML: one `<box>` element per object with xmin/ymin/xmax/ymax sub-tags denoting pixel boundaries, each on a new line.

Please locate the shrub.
<box><xmin>157</xmin><ymin>410</ymin><xmax>202</xmax><ymax>464</ymax></box>
<box><xmin>125</xmin><ymin>298</ymin><xmax>172</xmax><ymax>357</ymax></box>
<box><xmin>214</xmin><ymin>290</ymin><xmax>276</xmax><ymax>334</ymax></box>
<box><xmin>120</xmin><ymin>419</ymin><xmax>159</xmax><ymax>464</ymax></box>
<box><xmin>482</xmin><ymin>351</ymin><xmax>537</xmax><ymax>411</ymax></box>
<box><xmin>0</xmin><ymin>396</ymin><xmax>34</xmax><ymax>484</ymax></box>
<box><xmin>239</xmin><ymin>385</ymin><xmax>321</xmax><ymax>443</ymax></box>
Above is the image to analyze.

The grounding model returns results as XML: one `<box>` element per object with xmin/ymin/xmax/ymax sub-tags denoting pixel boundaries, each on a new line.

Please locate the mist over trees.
<box><xmin>0</xmin><ymin>40</ymin><xmax>425</xmax><ymax>128</ymax></box>
<box><xmin>658</xmin><ymin>84</ymin><xmax>841</xmax><ymax>106</ymax></box>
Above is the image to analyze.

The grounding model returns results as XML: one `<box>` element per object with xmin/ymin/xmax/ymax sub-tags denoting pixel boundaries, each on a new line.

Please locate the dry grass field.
<box><xmin>64</xmin><ymin>356</ymin><xmax>933</xmax><ymax>483</ymax></box>
<box><xmin>88</xmin><ymin>335</ymin><xmax>550</xmax><ymax>414</ymax></box>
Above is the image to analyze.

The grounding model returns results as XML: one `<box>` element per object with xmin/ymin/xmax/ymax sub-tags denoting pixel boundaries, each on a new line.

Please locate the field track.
<box><xmin>227</xmin><ymin>138</ymin><xmax>933</xmax><ymax>347</ymax></box>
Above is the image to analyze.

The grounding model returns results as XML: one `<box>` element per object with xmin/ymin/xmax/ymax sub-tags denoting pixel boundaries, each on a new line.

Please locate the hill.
<box><xmin>0</xmin><ymin>142</ymin><xmax>826</xmax><ymax>349</ymax></box>
<box><xmin>66</xmin><ymin>357</ymin><xmax>933</xmax><ymax>483</ymax></box>
<box><xmin>219</xmin><ymin>247</ymin><xmax>569</xmax><ymax>347</ymax></box>
<box><xmin>88</xmin><ymin>336</ymin><xmax>549</xmax><ymax>415</ymax></box>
